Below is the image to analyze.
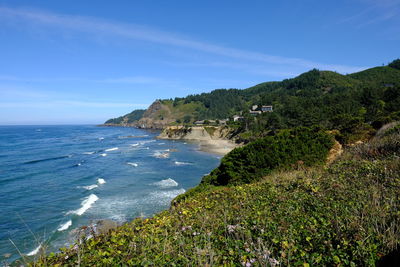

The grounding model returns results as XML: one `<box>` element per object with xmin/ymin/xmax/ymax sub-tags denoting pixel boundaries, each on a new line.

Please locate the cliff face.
<box><xmin>104</xmin><ymin>97</ymin><xmax>208</xmax><ymax>129</ymax></box>
<box><xmin>135</xmin><ymin>101</ymin><xmax>174</xmax><ymax>129</ymax></box>
<box><xmin>158</xmin><ymin>126</ymin><xmax>234</xmax><ymax>140</ymax></box>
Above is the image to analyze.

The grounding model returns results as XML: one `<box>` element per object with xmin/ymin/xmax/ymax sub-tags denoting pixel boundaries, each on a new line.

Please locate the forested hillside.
<box><xmin>105</xmin><ymin>109</ymin><xmax>146</xmax><ymax>125</ymax></box>
<box><xmin>105</xmin><ymin>60</ymin><xmax>400</xmax><ymax>143</ymax></box>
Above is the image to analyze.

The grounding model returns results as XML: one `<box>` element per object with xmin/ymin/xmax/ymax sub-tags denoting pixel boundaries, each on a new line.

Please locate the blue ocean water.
<box><xmin>0</xmin><ymin>125</ymin><xmax>221</xmax><ymax>261</ymax></box>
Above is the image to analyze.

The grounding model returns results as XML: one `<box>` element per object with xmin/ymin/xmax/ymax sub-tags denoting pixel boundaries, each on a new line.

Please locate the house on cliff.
<box><xmin>261</xmin><ymin>105</ymin><xmax>273</xmax><ymax>112</ymax></box>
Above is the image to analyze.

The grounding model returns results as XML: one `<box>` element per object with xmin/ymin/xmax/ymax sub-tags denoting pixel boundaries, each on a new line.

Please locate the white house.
<box><xmin>261</xmin><ymin>105</ymin><xmax>273</xmax><ymax>112</ymax></box>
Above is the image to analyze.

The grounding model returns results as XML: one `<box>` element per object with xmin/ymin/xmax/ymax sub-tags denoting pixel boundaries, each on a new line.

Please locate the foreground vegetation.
<box><xmin>30</xmin><ymin>124</ymin><xmax>400</xmax><ymax>266</ymax></box>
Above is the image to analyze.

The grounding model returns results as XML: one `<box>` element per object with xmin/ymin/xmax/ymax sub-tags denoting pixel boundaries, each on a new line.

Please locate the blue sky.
<box><xmin>0</xmin><ymin>0</ymin><xmax>399</xmax><ymax>125</ymax></box>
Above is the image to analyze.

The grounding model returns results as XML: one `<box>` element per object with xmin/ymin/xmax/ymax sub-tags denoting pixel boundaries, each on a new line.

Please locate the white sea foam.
<box><xmin>100</xmin><ymin>153</ymin><xmax>107</xmax><ymax>157</ymax></box>
<box><xmin>82</xmin><ymin>184</ymin><xmax>98</xmax><ymax>190</ymax></box>
<box><xmin>97</xmin><ymin>178</ymin><xmax>106</xmax><ymax>184</ymax></box>
<box><xmin>174</xmin><ymin>161</ymin><xmax>191</xmax><ymax>166</ymax></box>
<box><xmin>153</xmin><ymin>178</ymin><xmax>178</xmax><ymax>188</ymax></box>
<box><xmin>153</xmin><ymin>151</ymin><xmax>170</xmax><ymax>158</ymax></box>
<box><xmin>57</xmin><ymin>220</ymin><xmax>72</xmax><ymax>231</ymax></box>
<box><xmin>148</xmin><ymin>188</ymin><xmax>186</xmax><ymax>205</ymax></box>
<box><xmin>130</xmin><ymin>143</ymin><xmax>139</xmax><ymax>147</ymax></box>
<box><xmin>105</xmin><ymin>147</ymin><xmax>118</xmax><ymax>152</ymax></box>
<box><xmin>83</xmin><ymin>151</ymin><xmax>95</xmax><ymax>155</ymax></box>
<box><xmin>98</xmin><ymin>137</ymin><xmax>104</xmax><ymax>140</ymax></box>
<box><xmin>127</xmin><ymin>162</ymin><xmax>138</xmax><ymax>167</ymax></box>
<box><xmin>27</xmin><ymin>244</ymin><xmax>41</xmax><ymax>256</ymax></box>
<box><xmin>158</xmin><ymin>143</ymin><xmax>165</xmax><ymax>145</ymax></box>
<box><xmin>140</xmin><ymin>140</ymin><xmax>156</xmax><ymax>145</ymax></box>
<box><xmin>69</xmin><ymin>194</ymin><xmax>99</xmax><ymax>216</ymax></box>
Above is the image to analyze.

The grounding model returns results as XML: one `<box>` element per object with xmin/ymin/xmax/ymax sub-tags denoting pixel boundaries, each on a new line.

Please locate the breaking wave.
<box><xmin>105</xmin><ymin>147</ymin><xmax>118</xmax><ymax>152</ymax></box>
<box><xmin>82</xmin><ymin>184</ymin><xmax>98</xmax><ymax>190</ymax></box>
<box><xmin>153</xmin><ymin>178</ymin><xmax>178</xmax><ymax>188</ymax></box>
<box><xmin>57</xmin><ymin>220</ymin><xmax>72</xmax><ymax>231</ymax></box>
<box><xmin>153</xmin><ymin>151</ymin><xmax>170</xmax><ymax>159</ymax></box>
<box><xmin>127</xmin><ymin>162</ymin><xmax>138</xmax><ymax>167</ymax></box>
<box><xmin>139</xmin><ymin>140</ymin><xmax>156</xmax><ymax>145</ymax></box>
<box><xmin>97</xmin><ymin>178</ymin><xmax>106</xmax><ymax>184</ymax></box>
<box><xmin>148</xmin><ymin>189</ymin><xmax>186</xmax><ymax>205</ymax></box>
<box><xmin>27</xmin><ymin>244</ymin><xmax>41</xmax><ymax>256</ymax></box>
<box><xmin>174</xmin><ymin>161</ymin><xmax>192</xmax><ymax>166</ymax></box>
<box><xmin>68</xmin><ymin>194</ymin><xmax>99</xmax><ymax>216</ymax></box>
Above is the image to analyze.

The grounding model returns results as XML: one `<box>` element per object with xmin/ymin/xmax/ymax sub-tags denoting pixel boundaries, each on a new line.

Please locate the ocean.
<box><xmin>0</xmin><ymin>125</ymin><xmax>221</xmax><ymax>262</ymax></box>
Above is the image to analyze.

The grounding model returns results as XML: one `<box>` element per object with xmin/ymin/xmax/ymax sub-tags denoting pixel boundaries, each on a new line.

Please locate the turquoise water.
<box><xmin>0</xmin><ymin>125</ymin><xmax>221</xmax><ymax>261</ymax></box>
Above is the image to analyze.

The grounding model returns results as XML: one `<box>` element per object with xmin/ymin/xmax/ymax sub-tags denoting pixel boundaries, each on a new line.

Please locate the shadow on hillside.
<box><xmin>377</xmin><ymin>248</ymin><xmax>400</xmax><ymax>267</ymax></box>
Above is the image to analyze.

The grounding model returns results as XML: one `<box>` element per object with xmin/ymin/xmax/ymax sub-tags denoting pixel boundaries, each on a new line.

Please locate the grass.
<box><xmin>204</xmin><ymin>126</ymin><xmax>217</xmax><ymax>136</ymax></box>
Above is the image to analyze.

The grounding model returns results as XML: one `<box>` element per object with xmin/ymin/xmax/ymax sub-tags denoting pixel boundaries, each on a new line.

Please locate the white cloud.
<box><xmin>100</xmin><ymin>76</ymin><xmax>170</xmax><ymax>85</ymax></box>
<box><xmin>337</xmin><ymin>0</ymin><xmax>400</xmax><ymax>28</ymax></box>
<box><xmin>165</xmin><ymin>61</ymin><xmax>300</xmax><ymax>78</ymax></box>
<box><xmin>0</xmin><ymin>6</ymin><xmax>366</xmax><ymax>74</ymax></box>
<box><xmin>0</xmin><ymin>101</ymin><xmax>148</xmax><ymax>109</ymax></box>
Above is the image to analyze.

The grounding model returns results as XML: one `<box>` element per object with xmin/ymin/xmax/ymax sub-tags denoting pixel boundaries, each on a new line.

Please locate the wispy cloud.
<box><xmin>0</xmin><ymin>101</ymin><xmax>147</xmax><ymax>109</ymax></box>
<box><xmin>358</xmin><ymin>0</ymin><xmax>400</xmax><ymax>8</ymax></box>
<box><xmin>164</xmin><ymin>61</ymin><xmax>300</xmax><ymax>78</ymax></box>
<box><xmin>101</xmin><ymin>76</ymin><xmax>163</xmax><ymax>84</ymax></box>
<box><xmin>337</xmin><ymin>0</ymin><xmax>400</xmax><ymax>28</ymax></box>
<box><xmin>0</xmin><ymin>87</ymin><xmax>149</xmax><ymax>108</ymax></box>
<box><xmin>0</xmin><ymin>6</ymin><xmax>365</xmax><ymax>74</ymax></box>
<box><xmin>0</xmin><ymin>74</ymin><xmax>176</xmax><ymax>86</ymax></box>
<box><xmin>99</xmin><ymin>76</ymin><xmax>180</xmax><ymax>87</ymax></box>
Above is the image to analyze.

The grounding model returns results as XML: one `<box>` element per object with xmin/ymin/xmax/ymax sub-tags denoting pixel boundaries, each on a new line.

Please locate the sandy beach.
<box><xmin>157</xmin><ymin>125</ymin><xmax>240</xmax><ymax>155</ymax></box>
<box><xmin>197</xmin><ymin>139</ymin><xmax>239</xmax><ymax>155</ymax></box>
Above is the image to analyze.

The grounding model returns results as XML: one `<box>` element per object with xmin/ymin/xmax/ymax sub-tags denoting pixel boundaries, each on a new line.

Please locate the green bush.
<box><xmin>353</xmin><ymin>122</ymin><xmax>400</xmax><ymax>160</ymax></box>
<box><xmin>388</xmin><ymin>59</ymin><xmax>400</xmax><ymax>70</ymax></box>
<box><xmin>202</xmin><ymin>127</ymin><xmax>334</xmax><ymax>186</ymax></box>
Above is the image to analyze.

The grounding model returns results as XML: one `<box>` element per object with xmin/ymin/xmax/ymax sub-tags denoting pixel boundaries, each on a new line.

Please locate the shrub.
<box><xmin>353</xmin><ymin>122</ymin><xmax>400</xmax><ymax>160</ymax></box>
<box><xmin>388</xmin><ymin>59</ymin><xmax>400</xmax><ymax>70</ymax></box>
<box><xmin>202</xmin><ymin>127</ymin><xmax>334</xmax><ymax>186</ymax></box>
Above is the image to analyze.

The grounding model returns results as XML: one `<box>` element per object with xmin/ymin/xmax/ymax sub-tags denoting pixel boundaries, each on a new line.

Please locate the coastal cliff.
<box><xmin>158</xmin><ymin>125</ymin><xmax>233</xmax><ymax>140</ymax></box>
<box><xmin>158</xmin><ymin>126</ymin><xmax>239</xmax><ymax>155</ymax></box>
<box><xmin>104</xmin><ymin>99</ymin><xmax>206</xmax><ymax>129</ymax></box>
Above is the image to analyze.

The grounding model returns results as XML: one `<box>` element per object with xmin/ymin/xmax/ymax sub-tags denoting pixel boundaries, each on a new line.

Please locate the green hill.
<box><xmin>105</xmin><ymin>109</ymin><xmax>146</xmax><ymax>125</ymax></box>
<box><xmin>105</xmin><ymin>60</ymin><xmax>400</xmax><ymax>144</ymax></box>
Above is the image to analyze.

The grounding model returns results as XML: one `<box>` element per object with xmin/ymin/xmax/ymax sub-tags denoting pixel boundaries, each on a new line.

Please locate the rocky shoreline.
<box><xmin>157</xmin><ymin>125</ymin><xmax>240</xmax><ymax>155</ymax></box>
<box><xmin>100</xmin><ymin>124</ymin><xmax>240</xmax><ymax>155</ymax></box>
